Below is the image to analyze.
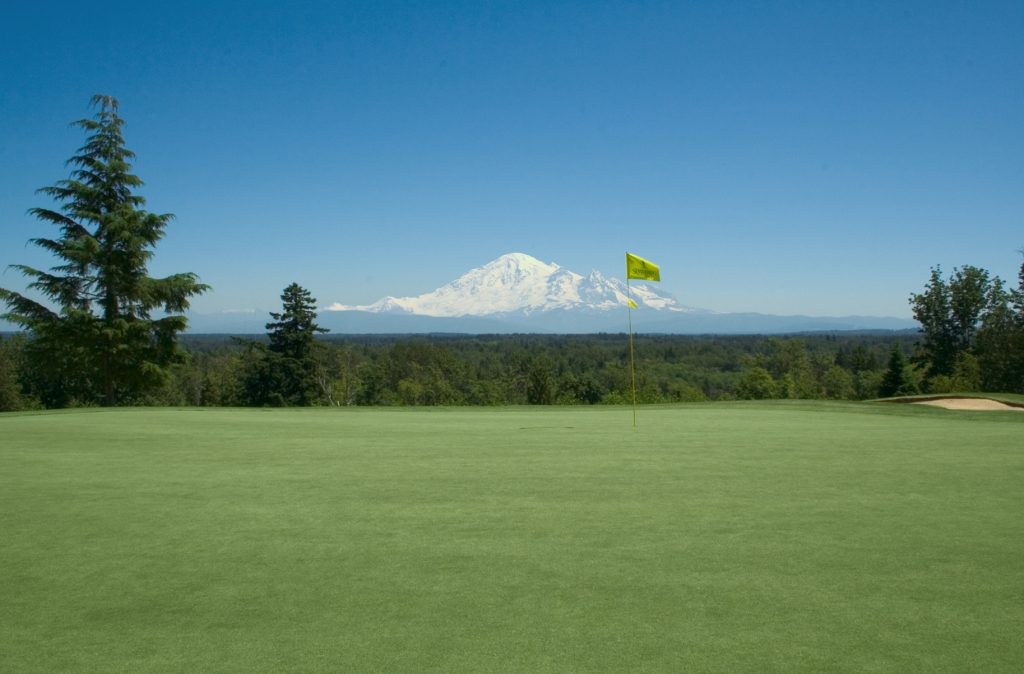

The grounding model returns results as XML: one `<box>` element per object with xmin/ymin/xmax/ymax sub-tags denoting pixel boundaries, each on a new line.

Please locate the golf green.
<box><xmin>2</xmin><ymin>403</ymin><xmax>1022</xmax><ymax>672</ymax></box>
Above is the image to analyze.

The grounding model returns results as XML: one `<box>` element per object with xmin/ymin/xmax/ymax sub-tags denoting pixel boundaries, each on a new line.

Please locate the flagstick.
<box><xmin>627</xmin><ymin>277</ymin><xmax>638</xmax><ymax>429</ymax></box>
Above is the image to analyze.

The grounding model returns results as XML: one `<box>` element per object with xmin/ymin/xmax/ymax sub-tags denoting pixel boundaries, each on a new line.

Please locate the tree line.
<box><xmin>908</xmin><ymin>263</ymin><xmax>1024</xmax><ymax>394</ymax></box>
<box><xmin>1</xmin><ymin>96</ymin><xmax>1022</xmax><ymax>410</ymax></box>
<box><xmin>0</xmin><ymin>327</ymin><xmax>929</xmax><ymax>410</ymax></box>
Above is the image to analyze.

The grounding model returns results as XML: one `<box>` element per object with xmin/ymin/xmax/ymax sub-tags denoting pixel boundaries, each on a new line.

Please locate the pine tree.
<box><xmin>0</xmin><ymin>95</ymin><xmax>208</xmax><ymax>406</ymax></box>
<box><xmin>245</xmin><ymin>283</ymin><xmax>329</xmax><ymax>406</ymax></box>
<box><xmin>879</xmin><ymin>343</ymin><xmax>914</xmax><ymax>397</ymax></box>
<box><xmin>267</xmin><ymin>283</ymin><xmax>328</xmax><ymax>363</ymax></box>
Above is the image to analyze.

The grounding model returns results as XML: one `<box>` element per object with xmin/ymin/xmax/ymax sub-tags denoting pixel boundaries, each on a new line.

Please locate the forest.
<box><xmin>0</xmin><ymin>329</ymin><xmax>932</xmax><ymax>410</ymax></box>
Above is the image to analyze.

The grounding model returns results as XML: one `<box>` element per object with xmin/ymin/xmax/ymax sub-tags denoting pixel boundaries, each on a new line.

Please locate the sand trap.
<box><xmin>912</xmin><ymin>397</ymin><xmax>1024</xmax><ymax>411</ymax></box>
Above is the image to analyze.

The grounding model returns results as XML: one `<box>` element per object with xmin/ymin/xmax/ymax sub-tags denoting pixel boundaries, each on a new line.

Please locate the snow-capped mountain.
<box><xmin>171</xmin><ymin>253</ymin><xmax>916</xmax><ymax>334</ymax></box>
<box><xmin>326</xmin><ymin>252</ymin><xmax>690</xmax><ymax>318</ymax></box>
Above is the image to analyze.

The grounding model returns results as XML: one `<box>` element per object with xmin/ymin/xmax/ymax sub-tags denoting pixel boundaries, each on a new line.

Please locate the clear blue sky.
<box><xmin>2</xmin><ymin>0</ymin><xmax>1021</xmax><ymax>319</ymax></box>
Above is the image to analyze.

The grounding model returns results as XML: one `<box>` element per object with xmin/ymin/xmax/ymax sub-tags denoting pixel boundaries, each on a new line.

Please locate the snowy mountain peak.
<box><xmin>488</xmin><ymin>251</ymin><xmax>558</xmax><ymax>271</ymax></box>
<box><xmin>450</xmin><ymin>252</ymin><xmax>563</xmax><ymax>291</ymax></box>
<box><xmin>327</xmin><ymin>252</ymin><xmax>688</xmax><ymax>318</ymax></box>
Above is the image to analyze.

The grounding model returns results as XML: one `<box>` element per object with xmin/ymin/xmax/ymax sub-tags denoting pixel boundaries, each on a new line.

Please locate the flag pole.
<box><xmin>625</xmin><ymin>251</ymin><xmax>659</xmax><ymax>430</ymax></box>
<box><xmin>627</xmin><ymin>276</ymin><xmax>638</xmax><ymax>429</ymax></box>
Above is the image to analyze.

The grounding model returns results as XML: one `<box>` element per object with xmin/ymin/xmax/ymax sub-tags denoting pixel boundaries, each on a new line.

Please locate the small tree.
<box><xmin>525</xmin><ymin>355</ymin><xmax>555</xmax><ymax>404</ymax></box>
<box><xmin>949</xmin><ymin>352</ymin><xmax>982</xmax><ymax>392</ymax></box>
<box><xmin>879</xmin><ymin>343</ymin><xmax>915</xmax><ymax>397</ymax></box>
<box><xmin>0</xmin><ymin>96</ymin><xmax>208</xmax><ymax>406</ymax></box>
<box><xmin>736</xmin><ymin>366</ymin><xmax>778</xmax><ymax>400</ymax></box>
<box><xmin>821</xmin><ymin>364</ymin><xmax>856</xmax><ymax>400</ymax></box>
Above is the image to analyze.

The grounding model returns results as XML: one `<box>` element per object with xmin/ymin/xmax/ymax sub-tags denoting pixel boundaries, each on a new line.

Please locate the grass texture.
<box><xmin>2</xmin><ymin>402</ymin><xmax>1022</xmax><ymax>672</ymax></box>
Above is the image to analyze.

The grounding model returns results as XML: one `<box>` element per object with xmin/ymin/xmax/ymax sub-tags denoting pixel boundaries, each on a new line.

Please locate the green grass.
<box><xmin>2</xmin><ymin>402</ymin><xmax>1022</xmax><ymax>672</ymax></box>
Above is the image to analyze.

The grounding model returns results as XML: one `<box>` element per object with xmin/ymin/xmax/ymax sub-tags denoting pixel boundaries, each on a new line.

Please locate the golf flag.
<box><xmin>624</xmin><ymin>252</ymin><xmax>662</xmax><ymax>429</ymax></box>
<box><xmin>626</xmin><ymin>252</ymin><xmax>660</xmax><ymax>282</ymax></box>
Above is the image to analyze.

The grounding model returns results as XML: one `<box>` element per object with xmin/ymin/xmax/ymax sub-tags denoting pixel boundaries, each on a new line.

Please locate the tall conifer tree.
<box><xmin>243</xmin><ymin>283</ymin><xmax>329</xmax><ymax>406</ymax></box>
<box><xmin>267</xmin><ymin>283</ymin><xmax>328</xmax><ymax>364</ymax></box>
<box><xmin>0</xmin><ymin>95</ymin><xmax>208</xmax><ymax>406</ymax></box>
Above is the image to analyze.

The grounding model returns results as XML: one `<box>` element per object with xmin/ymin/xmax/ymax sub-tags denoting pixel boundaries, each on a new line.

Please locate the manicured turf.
<box><xmin>2</xmin><ymin>402</ymin><xmax>1022</xmax><ymax>672</ymax></box>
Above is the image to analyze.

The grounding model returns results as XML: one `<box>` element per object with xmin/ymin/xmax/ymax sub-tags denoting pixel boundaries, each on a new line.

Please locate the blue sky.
<box><xmin>1</xmin><ymin>0</ymin><xmax>1021</xmax><ymax>319</ymax></box>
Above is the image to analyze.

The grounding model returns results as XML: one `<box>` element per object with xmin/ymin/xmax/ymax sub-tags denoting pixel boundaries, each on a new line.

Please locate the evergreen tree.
<box><xmin>0</xmin><ymin>336</ymin><xmax>29</xmax><ymax>411</ymax></box>
<box><xmin>245</xmin><ymin>283</ymin><xmax>328</xmax><ymax>406</ymax></box>
<box><xmin>267</xmin><ymin>284</ymin><xmax>327</xmax><ymax>362</ymax></box>
<box><xmin>0</xmin><ymin>96</ymin><xmax>208</xmax><ymax>406</ymax></box>
<box><xmin>879</xmin><ymin>343</ymin><xmax>914</xmax><ymax>397</ymax></box>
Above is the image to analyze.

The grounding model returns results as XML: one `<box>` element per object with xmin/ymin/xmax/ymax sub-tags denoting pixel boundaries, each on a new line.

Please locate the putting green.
<box><xmin>2</xmin><ymin>403</ymin><xmax>1022</xmax><ymax>672</ymax></box>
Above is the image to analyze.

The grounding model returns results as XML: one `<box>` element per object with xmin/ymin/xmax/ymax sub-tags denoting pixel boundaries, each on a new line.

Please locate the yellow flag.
<box><xmin>628</xmin><ymin>298</ymin><xmax>638</xmax><ymax>309</ymax></box>
<box><xmin>626</xmin><ymin>252</ymin><xmax>661</xmax><ymax>282</ymax></box>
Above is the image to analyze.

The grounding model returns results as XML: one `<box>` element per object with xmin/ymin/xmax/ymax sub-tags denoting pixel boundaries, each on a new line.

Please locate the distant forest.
<box><xmin>196</xmin><ymin>331</ymin><xmax>925</xmax><ymax>407</ymax></box>
<box><xmin>2</xmin><ymin>330</ymin><xmax>924</xmax><ymax>410</ymax></box>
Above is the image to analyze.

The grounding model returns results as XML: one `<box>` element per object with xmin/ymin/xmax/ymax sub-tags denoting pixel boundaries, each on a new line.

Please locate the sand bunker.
<box><xmin>912</xmin><ymin>397</ymin><xmax>1024</xmax><ymax>411</ymax></box>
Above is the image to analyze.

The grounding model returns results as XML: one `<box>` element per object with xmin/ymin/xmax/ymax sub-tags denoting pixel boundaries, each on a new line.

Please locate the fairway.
<box><xmin>2</xmin><ymin>403</ymin><xmax>1022</xmax><ymax>672</ymax></box>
